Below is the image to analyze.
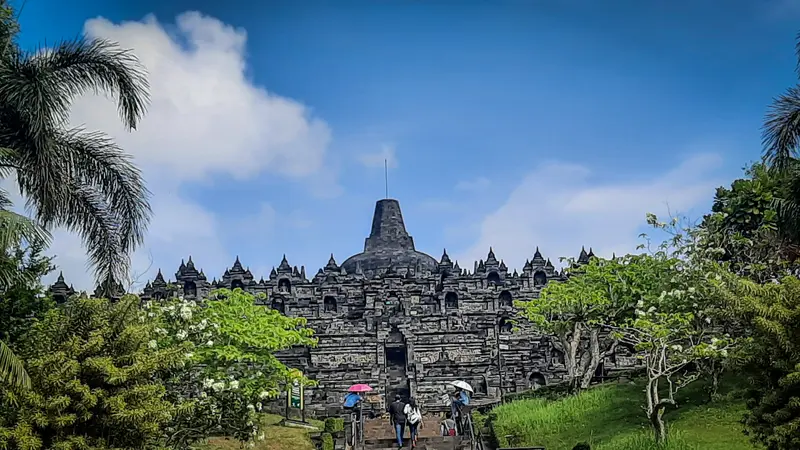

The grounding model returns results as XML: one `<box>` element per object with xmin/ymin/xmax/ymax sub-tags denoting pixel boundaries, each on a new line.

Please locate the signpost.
<box><xmin>285</xmin><ymin>376</ymin><xmax>306</xmax><ymax>423</ymax></box>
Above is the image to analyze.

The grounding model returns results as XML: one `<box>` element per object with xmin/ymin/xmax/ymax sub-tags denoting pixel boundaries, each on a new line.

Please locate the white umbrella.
<box><xmin>449</xmin><ymin>380</ymin><xmax>473</xmax><ymax>393</ymax></box>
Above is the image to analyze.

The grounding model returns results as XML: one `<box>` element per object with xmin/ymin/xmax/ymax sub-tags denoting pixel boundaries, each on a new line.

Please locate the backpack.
<box><xmin>407</xmin><ymin>406</ymin><xmax>422</xmax><ymax>425</ymax></box>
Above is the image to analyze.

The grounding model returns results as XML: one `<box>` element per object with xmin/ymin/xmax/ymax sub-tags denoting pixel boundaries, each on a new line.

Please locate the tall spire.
<box><xmin>364</xmin><ymin>199</ymin><xmax>415</xmax><ymax>252</ymax></box>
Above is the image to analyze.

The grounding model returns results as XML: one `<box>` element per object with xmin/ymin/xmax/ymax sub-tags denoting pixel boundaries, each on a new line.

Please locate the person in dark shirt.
<box><xmin>388</xmin><ymin>395</ymin><xmax>407</xmax><ymax>448</ymax></box>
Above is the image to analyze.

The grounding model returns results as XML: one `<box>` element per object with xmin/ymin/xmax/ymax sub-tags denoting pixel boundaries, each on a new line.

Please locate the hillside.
<box><xmin>490</xmin><ymin>377</ymin><xmax>757</xmax><ymax>450</ymax></box>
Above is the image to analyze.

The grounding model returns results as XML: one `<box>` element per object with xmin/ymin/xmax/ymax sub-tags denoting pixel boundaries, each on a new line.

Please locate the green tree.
<box><xmin>0</xmin><ymin>241</ymin><xmax>54</xmax><ymax>389</ymax></box>
<box><xmin>699</xmin><ymin>162</ymin><xmax>800</xmax><ymax>281</ymax></box>
<box><xmin>0</xmin><ymin>186</ymin><xmax>52</xmax><ymax>389</ymax></box>
<box><xmin>0</xmin><ymin>0</ymin><xmax>151</xmax><ymax>292</ymax></box>
<box><xmin>616</xmin><ymin>215</ymin><xmax>736</xmax><ymax>444</ymax></box>
<box><xmin>711</xmin><ymin>274</ymin><xmax>800</xmax><ymax>450</ymax></box>
<box><xmin>147</xmin><ymin>288</ymin><xmax>317</xmax><ymax>448</ymax></box>
<box><xmin>0</xmin><ymin>295</ymin><xmax>187</xmax><ymax>450</ymax></box>
<box><xmin>518</xmin><ymin>256</ymin><xmax>629</xmax><ymax>392</ymax></box>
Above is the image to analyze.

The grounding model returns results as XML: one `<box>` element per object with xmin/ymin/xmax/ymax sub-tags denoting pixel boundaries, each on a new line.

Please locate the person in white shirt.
<box><xmin>403</xmin><ymin>397</ymin><xmax>423</xmax><ymax>448</ymax></box>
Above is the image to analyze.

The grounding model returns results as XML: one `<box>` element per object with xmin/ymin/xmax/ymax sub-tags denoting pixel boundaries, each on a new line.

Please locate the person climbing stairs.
<box><xmin>360</xmin><ymin>415</ymin><xmax>469</xmax><ymax>450</ymax></box>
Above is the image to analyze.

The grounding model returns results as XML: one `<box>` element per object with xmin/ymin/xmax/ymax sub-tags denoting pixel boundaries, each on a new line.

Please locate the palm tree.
<box><xmin>763</xmin><ymin>33</ymin><xmax>800</xmax><ymax>171</ymax></box>
<box><xmin>0</xmin><ymin>13</ymin><xmax>152</xmax><ymax>294</ymax></box>
<box><xmin>0</xmin><ymin>2</ymin><xmax>151</xmax><ymax>386</ymax></box>
<box><xmin>0</xmin><ymin>182</ymin><xmax>50</xmax><ymax>388</ymax></box>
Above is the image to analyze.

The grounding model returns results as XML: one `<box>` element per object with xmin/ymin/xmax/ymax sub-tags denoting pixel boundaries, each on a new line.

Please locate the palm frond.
<box><xmin>0</xmin><ymin>208</ymin><xmax>50</xmax><ymax>288</ymax></box>
<box><xmin>0</xmin><ymin>37</ymin><xmax>153</xmax><ymax>287</ymax></box>
<box><xmin>55</xmin><ymin>183</ymin><xmax>128</xmax><ymax>287</ymax></box>
<box><xmin>0</xmin><ymin>339</ymin><xmax>30</xmax><ymax>389</ymax></box>
<box><xmin>52</xmin><ymin>127</ymin><xmax>151</xmax><ymax>254</ymax></box>
<box><xmin>0</xmin><ymin>208</ymin><xmax>50</xmax><ymax>249</ymax></box>
<box><xmin>0</xmin><ymin>37</ymin><xmax>149</xmax><ymax>132</ymax></box>
<box><xmin>763</xmin><ymin>85</ymin><xmax>800</xmax><ymax>171</ymax></box>
<box><xmin>33</xmin><ymin>37</ymin><xmax>149</xmax><ymax>128</ymax></box>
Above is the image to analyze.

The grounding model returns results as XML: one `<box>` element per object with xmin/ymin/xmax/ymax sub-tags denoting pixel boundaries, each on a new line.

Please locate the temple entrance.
<box><xmin>385</xmin><ymin>330</ymin><xmax>409</xmax><ymax>401</ymax></box>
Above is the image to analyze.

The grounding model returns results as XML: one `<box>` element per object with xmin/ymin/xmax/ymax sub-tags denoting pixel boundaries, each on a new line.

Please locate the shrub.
<box><xmin>324</xmin><ymin>417</ymin><xmax>344</xmax><ymax>433</ymax></box>
<box><xmin>320</xmin><ymin>432</ymin><xmax>334</xmax><ymax>450</ymax></box>
<box><xmin>0</xmin><ymin>296</ymin><xmax>186</xmax><ymax>450</ymax></box>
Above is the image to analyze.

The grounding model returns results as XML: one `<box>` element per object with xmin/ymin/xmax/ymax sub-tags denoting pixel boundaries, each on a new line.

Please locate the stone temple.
<box><xmin>49</xmin><ymin>199</ymin><xmax>639</xmax><ymax>416</ymax></box>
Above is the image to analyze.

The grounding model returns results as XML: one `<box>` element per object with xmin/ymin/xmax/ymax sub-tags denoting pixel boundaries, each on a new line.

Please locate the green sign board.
<box><xmin>289</xmin><ymin>379</ymin><xmax>303</xmax><ymax>409</ymax></box>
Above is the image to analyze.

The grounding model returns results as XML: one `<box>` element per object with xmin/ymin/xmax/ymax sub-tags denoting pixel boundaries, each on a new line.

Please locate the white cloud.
<box><xmin>23</xmin><ymin>11</ymin><xmax>337</xmax><ymax>290</ymax></box>
<box><xmin>455</xmin><ymin>176</ymin><xmax>491</xmax><ymax>192</ymax></box>
<box><xmin>456</xmin><ymin>153</ymin><xmax>724</xmax><ymax>271</ymax></box>
<box><xmin>358</xmin><ymin>144</ymin><xmax>398</xmax><ymax>169</ymax></box>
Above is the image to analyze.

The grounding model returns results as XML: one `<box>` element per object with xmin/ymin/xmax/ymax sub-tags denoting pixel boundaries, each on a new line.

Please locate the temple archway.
<box><xmin>499</xmin><ymin>318</ymin><xmax>513</xmax><ymax>334</ymax></box>
<box><xmin>529</xmin><ymin>372</ymin><xmax>547</xmax><ymax>390</ymax></box>
<box><xmin>323</xmin><ymin>295</ymin><xmax>337</xmax><ymax>312</ymax></box>
<box><xmin>499</xmin><ymin>290</ymin><xmax>513</xmax><ymax>308</ymax></box>
<box><xmin>183</xmin><ymin>281</ymin><xmax>197</xmax><ymax>297</ymax></box>
<box><xmin>445</xmin><ymin>292</ymin><xmax>459</xmax><ymax>309</ymax></box>
<box><xmin>231</xmin><ymin>279</ymin><xmax>244</xmax><ymax>290</ymax></box>
<box><xmin>271</xmin><ymin>298</ymin><xmax>285</xmax><ymax>314</ymax></box>
<box><xmin>533</xmin><ymin>271</ymin><xmax>547</xmax><ymax>287</ymax></box>
<box><xmin>278</xmin><ymin>278</ymin><xmax>291</xmax><ymax>293</ymax></box>
<box><xmin>487</xmin><ymin>271</ymin><xmax>501</xmax><ymax>286</ymax></box>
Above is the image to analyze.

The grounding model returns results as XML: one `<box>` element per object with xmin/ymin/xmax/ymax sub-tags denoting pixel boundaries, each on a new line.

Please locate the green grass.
<box><xmin>199</xmin><ymin>414</ymin><xmax>324</xmax><ymax>450</ymax></box>
<box><xmin>491</xmin><ymin>377</ymin><xmax>758</xmax><ymax>450</ymax></box>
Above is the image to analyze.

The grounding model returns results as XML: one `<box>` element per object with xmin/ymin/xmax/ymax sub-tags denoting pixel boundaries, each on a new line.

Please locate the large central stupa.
<box><xmin>340</xmin><ymin>199</ymin><xmax>438</xmax><ymax>277</ymax></box>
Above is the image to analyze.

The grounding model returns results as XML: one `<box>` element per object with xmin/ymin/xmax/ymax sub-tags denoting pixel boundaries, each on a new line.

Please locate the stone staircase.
<box><xmin>360</xmin><ymin>416</ymin><xmax>470</xmax><ymax>450</ymax></box>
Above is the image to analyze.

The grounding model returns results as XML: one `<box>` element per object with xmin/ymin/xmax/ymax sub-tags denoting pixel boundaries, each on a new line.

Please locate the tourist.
<box><xmin>343</xmin><ymin>391</ymin><xmax>362</xmax><ymax>410</ymax></box>
<box><xmin>450</xmin><ymin>387</ymin><xmax>470</xmax><ymax>420</ymax></box>
<box><xmin>388</xmin><ymin>395</ymin><xmax>407</xmax><ymax>448</ymax></box>
<box><xmin>440</xmin><ymin>412</ymin><xmax>457</xmax><ymax>436</ymax></box>
<box><xmin>403</xmin><ymin>397</ymin><xmax>423</xmax><ymax>448</ymax></box>
<box><xmin>343</xmin><ymin>392</ymin><xmax>363</xmax><ymax>445</ymax></box>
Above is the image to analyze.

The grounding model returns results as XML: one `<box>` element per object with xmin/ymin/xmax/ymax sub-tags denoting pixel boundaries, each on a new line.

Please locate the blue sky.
<box><xmin>14</xmin><ymin>0</ymin><xmax>800</xmax><ymax>289</ymax></box>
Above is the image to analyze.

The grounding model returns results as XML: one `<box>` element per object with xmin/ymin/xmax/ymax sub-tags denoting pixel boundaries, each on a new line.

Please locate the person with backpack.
<box><xmin>388</xmin><ymin>395</ymin><xmax>407</xmax><ymax>448</ymax></box>
<box><xmin>440</xmin><ymin>412</ymin><xmax>456</xmax><ymax>436</ymax></box>
<box><xmin>403</xmin><ymin>397</ymin><xmax>423</xmax><ymax>448</ymax></box>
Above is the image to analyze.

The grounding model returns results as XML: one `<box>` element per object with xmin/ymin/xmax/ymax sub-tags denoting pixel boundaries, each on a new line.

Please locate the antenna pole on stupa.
<box><xmin>384</xmin><ymin>158</ymin><xmax>389</xmax><ymax>199</ymax></box>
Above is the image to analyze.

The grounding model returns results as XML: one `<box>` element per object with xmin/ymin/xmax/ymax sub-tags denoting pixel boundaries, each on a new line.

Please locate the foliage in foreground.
<box><xmin>699</xmin><ymin>162</ymin><xmax>799</xmax><ymax>282</ymax></box>
<box><xmin>0</xmin><ymin>288</ymin><xmax>318</xmax><ymax>450</ymax></box>
<box><xmin>713</xmin><ymin>276</ymin><xmax>800</xmax><ymax>450</ymax></box>
<box><xmin>0</xmin><ymin>296</ymin><xmax>187</xmax><ymax>449</ymax></box>
<box><xmin>0</xmin><ymin>241</ymin><xmax>55</xmax><ymax>388</ymax></box>
<box><xmin>149</xmin><ymin>289</ymin><xmax>317</xmax><ymax>448</ymax></box>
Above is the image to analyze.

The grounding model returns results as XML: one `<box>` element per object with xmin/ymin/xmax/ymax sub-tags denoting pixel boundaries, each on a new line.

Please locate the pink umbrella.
<box><xmin>348</xmin><ymin>384</ymin><xmax>373</xmax><ymax>393</ymax></box>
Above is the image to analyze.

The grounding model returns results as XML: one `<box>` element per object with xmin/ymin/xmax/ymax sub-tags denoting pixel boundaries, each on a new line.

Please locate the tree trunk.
<box><xmin>558</xmin><ymin>323</ymin><xmax>583</xmax><ymax>394</ymax></box>
<box><xmin>579</xmin><ymin>329</ymin><xmax>618</xmax><ymax>389</ymax></box>
<box><xmin>645</xmin><ymin>377</ymin><xmax>676</xmax><ymax>444</ymax></box>
<box><xmin>707</xmin><ymin>362</ymin><xmax>722</xmax><ymax>402</ymax></box>
<box><xmin>649</xmin><ymin>408</ymin><xmax>667</xmax><ymax>444</ymax></box>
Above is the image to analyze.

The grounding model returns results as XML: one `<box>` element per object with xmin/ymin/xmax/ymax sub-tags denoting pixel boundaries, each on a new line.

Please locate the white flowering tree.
<box><xmin>143</xmin><ymin>288</ymin><xmax>317</xmax><ymax>448</ymax></box>
<box><xmin>603</xmin><ymin>215</ymin><xmax>736</xmax><ymax>444</ymax></box>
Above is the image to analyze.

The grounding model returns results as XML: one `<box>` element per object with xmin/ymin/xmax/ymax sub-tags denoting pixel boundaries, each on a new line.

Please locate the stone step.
<box><xmin>363</xmin><ymin>418</ymin><xmax>442</xmax><ymax>440</ymax></box>
<box><xmin>362</xmin><ymin>436</ymin><xmax>468</xmax><ymax>450</ymax></box>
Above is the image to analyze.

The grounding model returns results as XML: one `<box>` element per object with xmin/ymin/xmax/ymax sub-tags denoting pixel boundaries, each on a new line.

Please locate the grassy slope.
<box><xmin>491</xmin><ymin>377</ymin><xmax>758</xmax><ymax>450</ymax></box>
<box><xmin>200</xmin><ymin>414</ymin><xmax>324</xmax><ymax>450</ymax></box>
